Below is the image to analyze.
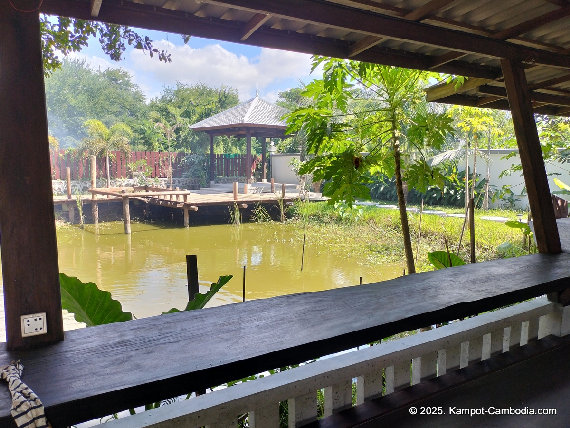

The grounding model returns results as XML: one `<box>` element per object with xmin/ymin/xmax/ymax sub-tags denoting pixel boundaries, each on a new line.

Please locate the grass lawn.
<box><xmin>289</xmin><ymin>201</ymin><xmax>530</xmax><ymax>272</ymax></box>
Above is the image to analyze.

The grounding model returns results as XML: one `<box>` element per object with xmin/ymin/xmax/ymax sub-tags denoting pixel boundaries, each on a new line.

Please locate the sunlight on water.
<box><xmin>0</xmin><ymin>222</ymin><xmax>401</xmax><ymax>340</ymax></box>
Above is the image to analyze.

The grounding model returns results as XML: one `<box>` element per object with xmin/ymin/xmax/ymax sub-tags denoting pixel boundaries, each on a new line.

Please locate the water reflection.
<box><xmin>0</xmin><ymin>222</ymin><xmax>401</xmax><ymax>338</ymax></box>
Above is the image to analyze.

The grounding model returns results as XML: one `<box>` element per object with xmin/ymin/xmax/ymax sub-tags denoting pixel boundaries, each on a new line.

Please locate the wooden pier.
<box><xmin>74</xmin><ymin>183</ymin><xmax>318</xmax><ymax>233</ymax></box>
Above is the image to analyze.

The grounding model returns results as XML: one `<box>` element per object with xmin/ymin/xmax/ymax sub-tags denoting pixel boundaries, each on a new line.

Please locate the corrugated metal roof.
<box><xmin>41</xmin><ymin>0</ymin><xmax>570</xmax><ymax>116</ymax></box>
<box><xmin>189</xmin><ymin>96</ymin><xmax>288</xmax><ymax>131</ymax></box>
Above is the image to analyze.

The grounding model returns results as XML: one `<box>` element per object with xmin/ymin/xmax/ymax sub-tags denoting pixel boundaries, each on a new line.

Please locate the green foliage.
<box><xmin>59</xmin><ymin>273</ymin><xmax>133</xmax><ymax>326</ymax></box>
<box><xmin>41</xmin><ymin>16</ymin><xmax>171</xmax><ymax>75</ymax></box>
<box><xmin>179</xmin><ymin>154</ymin><xmax>209</xmax><ymax>186</ymax></box>
<box><xmin>554</xmin><ymin>178</ymin><xmax>570</xmax><ymax>194</ymax></box>
<box><xmin>427</xmin><ymin>251</ymin><xmax>466</xmax><ymax>269</ymax></box>
<box><xmin>45</xmin><ymin>59</ymin><xmax>147</xmax><ymax>148</ymax></box>
<box><xmin>251</xmin><ymin>203</ymin><xmax>272</xmax><ymax>223</ymax></box>
<box><xmin>369</xmin><ymin>169</ymin><xmax>486</xmax><ymax>208</ymax></box>
<box><xmin>504</xmin><ymin>220</ymin><xmax>532</xmax><ymax>236</ymax></box>
<box><xmin>164</xmin><ymin>275</ymin><xmax>233</xmax><ymax>313</ymax></box>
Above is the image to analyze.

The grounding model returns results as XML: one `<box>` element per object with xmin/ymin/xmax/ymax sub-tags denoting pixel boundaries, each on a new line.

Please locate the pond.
<box><xmin>0</xmin><ymin>222</ymin><xmax>401</xmax><ymax>339</ymax></box>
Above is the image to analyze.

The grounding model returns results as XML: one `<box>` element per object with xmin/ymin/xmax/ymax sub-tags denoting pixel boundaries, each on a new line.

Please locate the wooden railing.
<box><xmin>104</xmin><ymin>297</ymin><xmax>569</xmax><ymax>427</ymax></box>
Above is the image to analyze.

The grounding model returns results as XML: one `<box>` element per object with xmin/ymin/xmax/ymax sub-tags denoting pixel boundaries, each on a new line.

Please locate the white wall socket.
<box><xmin>21</xmin><ymin>312</ymin><xmax>47</xmax><ymax>337</ymax></box>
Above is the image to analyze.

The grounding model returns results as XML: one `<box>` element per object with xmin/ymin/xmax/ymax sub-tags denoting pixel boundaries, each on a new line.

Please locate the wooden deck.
<box><xmin>0</xmin><ymin>252</ymin><xmax>568</xmax><ymax>427</ymax></box>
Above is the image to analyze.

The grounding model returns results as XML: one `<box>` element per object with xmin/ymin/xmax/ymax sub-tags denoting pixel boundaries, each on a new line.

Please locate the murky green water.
<box><xmin>0</xmin><ymin>222</ymin><xmax>400</xmax><ymax>337</ymax></box>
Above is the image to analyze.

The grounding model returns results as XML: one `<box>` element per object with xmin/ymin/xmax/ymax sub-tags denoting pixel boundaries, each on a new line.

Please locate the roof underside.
<box><xmin>41</xmin><ymin>0</ymin><xmax>570</xmax><ymax>117</ymax></box>
<box><xmin>189</xmin><ymin>96</ymin><xmax>288</xmax><ymax>137</ymax></box>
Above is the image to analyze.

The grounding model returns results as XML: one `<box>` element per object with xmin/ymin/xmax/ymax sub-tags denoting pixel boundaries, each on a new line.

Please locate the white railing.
<box><xmin>105</xmin><ymin>297</ymin><xmax>570</xmax><ymax>428</ymax></box>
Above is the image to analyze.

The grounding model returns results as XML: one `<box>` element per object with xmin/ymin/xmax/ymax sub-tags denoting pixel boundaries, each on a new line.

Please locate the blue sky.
<box><xmin>71</xmin><ymin>26</ymin><xmax>320</xmax><ymax>102</ymax></box>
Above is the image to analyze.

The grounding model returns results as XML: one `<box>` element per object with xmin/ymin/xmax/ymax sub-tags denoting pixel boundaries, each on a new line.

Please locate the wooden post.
<box><xmin>469</xmin><ymin>197</ymin><xmax>476</xmax><ymax>263</ymax></box>
<box><xmin>183</xmin><ymin>205</ymin><xmax>190</xmax><ymax>228</ymax></box>
<box><xmin>246</xmin><ymin>131</ymin><xmax>252</xmax><ymax>182</ymax></box>
<box><xmin>186</xmin><ymin>255</ymin><xmax>199</xmax><ymax>302</ymax></box>
<box><xmin>66</xmin><ymin>166</ymin><xmax>72</xmax><ymax>199</ymax></box>
<box><xmin>122</xmin><ymin>195</ymin><xmax>131</xmax><ymax>234</ymax></box>
<box><xmin>271</xmin><ymin>178</ymin><xmax>275</xmax><ymax>193</ymax></box>
<box><xmin>68</xmin><ymin>202</ymin><xmax>75</xmax><ymax>224</ymax></box>
<box><xmin>233</xmin><ymin>181</ymin><xmax>238</xmax><ymax>200</ymax></box>
<box><xmin>243</xmin><ymin>265</ymin><xmax>246</xmax><ymax>302</ymax></box>
<box><xmin>243</xmin><ymin>182</ymin><xmax>249</xmax><ymax>194</ymax></box>
<box><xmin>209</xmin><ymin>134</ymin><xmax>215</xmax><ymax>183</ymax></box>
<box><xmin>501</xmin><ymin>59</ymin><xmax>561</xmax><ymax>254</ymax></box>
<box><xmin>282</xmin><ymin>183</ymin><xmax>286</xmax><ymax>199</ymax></box>
<box><xmin>91</xmin><ymin>155</ymin><xmax>98</xmax><ymax>225</ymax></box>
<box><xmin>0</xmin><ymin>4</ymin><xmax>64</xmax><ymax>349</ymax></box>
<box><xmin>262</xmin><ymin>137</ymin><xmax>268</xmax><ymax>181</ymax></box>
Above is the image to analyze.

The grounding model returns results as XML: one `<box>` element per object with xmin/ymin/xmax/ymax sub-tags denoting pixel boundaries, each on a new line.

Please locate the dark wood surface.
<box><xmin>501</xmin><ymin>58</ymin><xmax>561</xmax><ymax>254</ymax></box>
<box><xmin>309</xmin><ymin>335</ymin><xmax>570</xmax><ymax>428</ymax></box>
<box><xmin>0</xmin><ymin>253</ymin><xmax>568</xmax><ymax>426</ymax></box>
<box><xmin>0</xmin><ymin>6</ymin><xmax>64</xmax><ymax>349</ymax></box>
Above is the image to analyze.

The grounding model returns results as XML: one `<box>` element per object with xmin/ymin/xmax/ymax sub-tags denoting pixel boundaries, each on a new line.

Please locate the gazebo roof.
<box><xmin>189</xmin><ymin>96</ymin><xmax>288</xmax><ymax>136</ymax></box>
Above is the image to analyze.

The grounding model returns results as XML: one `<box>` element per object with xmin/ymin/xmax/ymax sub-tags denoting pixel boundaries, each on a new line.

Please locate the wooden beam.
<box><xmin>40</xmin><ymin>0</ymin><xmax>501</xmax><ymax>80</ymax></box>
<box><xmin>425</xmin><ymin>77</ymin><xmax>492</xmax><ymax>102</ymax></box>
<box><xmin>501</xmin><ymin>59</ymin><xmax>561</xmax><ymax>254</ymax></box>
<box><xmin>0</xmin><ymin>4</ymin><xmax>64</xmax><ymax>349</ymax></box>
<box><xmin>349</xmin><ymin>0</ymin><xmax>456</xmax><ymax>57</ymax></box>
<box><xmin>492</xmin><ymin>6</ymin><xmax>570</xmax><ymax>40</ymax></box>
<box><xmin>90</xmin><ymin>0</ymin><xmax>102</xmax><ymax>17</ymax></box>
<box><xmin>478</xmin><ymin>85</ymin><xmax>570</xmax><ymax>108</ymax></box>
<box><xmin>403</xmin><ymin>0</ymin><xmax>456</xmax><ymax>21</ymax></box>
<box><xmin>240</xmin><ymin>13</ymin><xmax>270</xmax><ymax>40</ymax></box>
<box><xmin>349</xmin><ymin>35</ymin><xmax>382</xmax><ymax>57</ymax></box>
<box><xmin>530</xmin><ymin>73</ymin><xmax>570</xmax><ymax>90</ymax></box>
<box><xmin>246</xmin><ymin>131</ymin><xmax>252</xmax><ymax>182</ymax></box>
<box><xmin>429</xmin><ymin>51</ymin><xmax>466</xmax><ymax>69</ymax></box>
<box><xmin>209</xmin><ymin>134</ymin><xmax>215</xmax><ymax>183</ymax></box>
<box><xmin>201</xmin><ymin>0</ymin><xmax>570</xmax><ymax>68</ymax></box>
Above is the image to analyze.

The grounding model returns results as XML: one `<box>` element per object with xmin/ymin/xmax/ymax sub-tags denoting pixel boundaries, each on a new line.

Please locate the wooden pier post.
<box><xmin>91</xmin><ymin>155</ymin><xmax>98</xmax><ymax>225</ymax></box>
<box><xmin>183</xmin><ymin>205</ymin><xmax>190</xmax><ymax>228</ymax></box>
<box><xmin>68</xmin><ymin>202</ymin><xmax>75</xmax><ymax>224</ymax></box>
<box><xmin>271</xmin><ymin>178</ymin><xmax>275</xmax><ymax>193</ymax></box>
<box><xmin>122</xmin><ymin>193</ymin><xmax>131</xmax><ymax>234</ymax></box>
<box><xmin>282</xmin><ymin>183</ymin><xmax>286</xmax><ymax>199</ymax></box>
<box><xmin>186</xmin><ymin>255</ymin><xmax>199</xmax><ymax>302</ymax></box>
<box><xmin>233</xmin><ymin>182</ymin><xmax>238</xmax><ymax>201</ymax></box>
<box><xmin>66</xmin><ymin>167</ymin><xmax>72</xmax><ymax>199</ymax></box>
<box><xmin>243</xmin><ymin>182</ymin><xmax>249</xmax><ymax>195</ymax></box>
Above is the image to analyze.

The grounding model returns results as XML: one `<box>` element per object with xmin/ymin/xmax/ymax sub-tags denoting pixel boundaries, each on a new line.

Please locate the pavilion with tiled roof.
<box><xmin>190</xmin><ymin>96</ymin><xmax>289</xmax><ymax>182</ymax></box>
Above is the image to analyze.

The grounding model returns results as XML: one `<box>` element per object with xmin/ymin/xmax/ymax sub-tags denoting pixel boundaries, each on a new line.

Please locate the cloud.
<box><xmin>128</xmin><ymin>40</ymin><xmax>317</xmax><ymax>100</ymax></box>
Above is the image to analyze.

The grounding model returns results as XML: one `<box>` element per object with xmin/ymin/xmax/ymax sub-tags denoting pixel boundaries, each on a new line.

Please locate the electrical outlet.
<box><xmin>21</xmin><ymin>313</ymin><xmax>47</xmax><ymax>337</ymax></box>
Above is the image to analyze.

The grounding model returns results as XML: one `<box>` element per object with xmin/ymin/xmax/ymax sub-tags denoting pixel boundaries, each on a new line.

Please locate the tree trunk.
<box><xmin>105</xmin><ymin>152</ymin><xmax>111</xmax><ymax>188</ymax></box>
<box><xmin>393</xmin><ymin>133</ymin><xmax>416</xmax><ymax>274</ymax></box>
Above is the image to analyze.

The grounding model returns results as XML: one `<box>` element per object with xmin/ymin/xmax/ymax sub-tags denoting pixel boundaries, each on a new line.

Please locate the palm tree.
<box><xmin>80</xmin><ymin>119</ymin><xmax>132</xmax><ymax>187</ymax></box>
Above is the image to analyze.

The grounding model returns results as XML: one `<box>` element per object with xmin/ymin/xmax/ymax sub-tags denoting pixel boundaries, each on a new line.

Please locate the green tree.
<box><xmin>286</xmin><ymin>58</ymin><xmax>453</xmax><ymax>274</ymax></box>
<box><xmin>148</xmin><ymin>83</ymin><xmax>239</xmax><ymax>153</ymax></box>
<box><xmin>40</xmin><ymin>15</ymin><xmax>173</xmax><ymax>75</ymax></box>
<box><xmin>79</xmin><ymin>119</ymin><xmax>132</xmax><ymax>187</ymax></box>
<box><xmin>45</xmin><ymin>59</ymin><xmax>147</xmax><ymax>148</ymax></box>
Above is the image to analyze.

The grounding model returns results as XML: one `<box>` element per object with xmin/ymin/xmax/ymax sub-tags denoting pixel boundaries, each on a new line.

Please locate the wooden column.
<box><xmin>262</xmin><ymin>137</ymin><xmax>268</xmax><ymax>181</ymax></box>
<box><xmin>122</xmin><ymin>196</ymin><xmax>131</xmax><ymax>234</ymax></box>
<box><xmin>0</xmin><ymin>4</ymin><xmax>64</xmax><ymax>349</ymax></box>
<box><xmin>209</xmin><ymin>134</ymin><xmax>215</xmax><ymax>183</ymax></box>
<box><xmin>501</xmin><ymin>59</ymin><xmax>561</xmax><ymax>254</ymax></box>
<box><xmin>246</xmin><ymin>131</ymin><xmax>252</xmax><ymax>182</ymax></box>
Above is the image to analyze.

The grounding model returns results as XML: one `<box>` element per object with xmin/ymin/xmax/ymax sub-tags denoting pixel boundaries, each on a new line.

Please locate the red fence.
<box><xmin>50</xmin><ymin>150</ymin><xmax>185</xmax><ymax>180</ymax></box>
<box><xmin>50</xmin><ymin>151</ymin><xmax>256</xmax><ymax>180</ymax></box>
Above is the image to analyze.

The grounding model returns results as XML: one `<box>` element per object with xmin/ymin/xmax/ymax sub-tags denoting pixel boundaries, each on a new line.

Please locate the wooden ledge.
<box><xmin>0</xmin><ymin>253</ymin><xmax>569</xmax><ymax>427</ymax></box>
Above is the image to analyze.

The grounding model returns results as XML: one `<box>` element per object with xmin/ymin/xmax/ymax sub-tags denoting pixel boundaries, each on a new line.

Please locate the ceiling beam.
<box><xmin>491</xmin><ymin>6</ymin><xmax>570</xmax><ymax>40</ymax></box>
<box><xmin>40</xmin><ymin>0</ymin><xmax>501</xmax><ymax>80</ymax></box>
<box><xmin>425</xmin><ymin>77</ymin><xmax>493</xmax><ymax>101</ymax></box>
<box><xmin>202</xmin><ymin>0</ymin><xmax>570</xmax><ymax>68</ymax></box>
<box><xmin>349</xmin><ymin>0</ymin><xmax>456</xmax><ymax>57</ymax></box>
<box><xmin>240</xmin><ymin>13</ymin><xmax>270</xmax><ymax>41</ymax></box>
<box><xmin>478</xmin><ymin>84</ymin><xmax>570</xmax><ymax>107</ymax></box>
<box><xmin>529</xmin><ymin>73</ymin><xmax>570</xmax><ymax>90</ymax></box>
<box><xmin>90</xmin><ymin>0</ymin><xmax>102</xmax><ymax>17</ymax></box>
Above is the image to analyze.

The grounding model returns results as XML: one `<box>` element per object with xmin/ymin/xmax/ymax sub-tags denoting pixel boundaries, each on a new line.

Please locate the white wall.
<box><xmin>460</xmin><ymin>149</ymin><xmax>569</xmax><ymax>209</ymax></box>
<box><xmin>270</xmin><ymin>153</ymin><xmax>301</xmax><ymax>184</ymax></box>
